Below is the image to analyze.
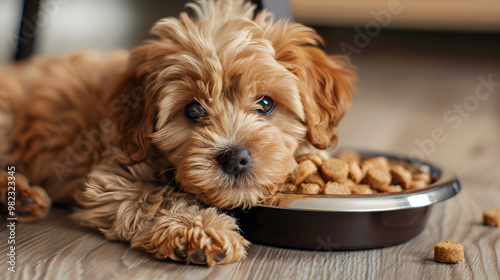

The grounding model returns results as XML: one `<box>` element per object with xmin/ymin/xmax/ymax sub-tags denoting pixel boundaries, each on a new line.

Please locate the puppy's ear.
<box><xmin>106</xmin><ymin>45</ymin><xmax>159</xmax><ymax>165</ymax></box>
<box><xmin>295</xmin><ymin>47</ymin><xmax>354</xmax><ymax>149</ymax></box>
<box><xmin>262</xmin><ymin>21</ymin><xmax>355</xmax><ymax>149</ymax></box>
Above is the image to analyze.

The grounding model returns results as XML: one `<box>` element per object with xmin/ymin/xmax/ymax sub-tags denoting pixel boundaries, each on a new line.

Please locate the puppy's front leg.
<box><xmin>0</xmin><ymin>169</ymin><xmax>51</xmax><ymax>222</ymax></box>
<box><xmin>73</xmin><ymin>160</ymin><xmax>249</xmax><ymax>266</ymax></box>
<box><xmin>131</xmin><ymin>202</ymin><xmax>249</xmax><ymax>266</ymax></box>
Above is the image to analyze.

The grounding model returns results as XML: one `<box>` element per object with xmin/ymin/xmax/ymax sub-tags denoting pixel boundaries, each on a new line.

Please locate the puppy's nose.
<box><xmin>217</xmin><ymin>146</ymin><xmax>251</xmax><ymax>176</ymax></box>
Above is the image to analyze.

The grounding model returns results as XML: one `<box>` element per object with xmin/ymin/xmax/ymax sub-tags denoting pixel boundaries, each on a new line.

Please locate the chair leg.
<box><xmin>250</xmin><ymin>0</ymin><xmax>263</xmax><ymax>13</ymax></box>
<box><xmin>250</xmin><ymin>0</ymin><xmax>293</xmax><ymax>20</ymax></box>
<box><xmin>15</xmin><ymin>0</ymin><xmax>40</xmax><ymax>61</ymax></box>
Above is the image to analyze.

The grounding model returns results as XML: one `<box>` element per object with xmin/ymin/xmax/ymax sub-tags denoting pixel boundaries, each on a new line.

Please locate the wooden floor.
<box><xmin>1</xmin><ymin>29</ymin><xmax>500</xmax><ymax>279</ymax></box>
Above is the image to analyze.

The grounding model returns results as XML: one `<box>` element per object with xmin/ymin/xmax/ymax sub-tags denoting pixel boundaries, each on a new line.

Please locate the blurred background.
<box><xmin>0</xmin><ymin>0</ymin><xmax>499</xmax><ymax>179</ymax></box>
<box><xmin>1</xmin><ymin>0</ymin><xmax>499</xmax><ymax>63</ymax></box>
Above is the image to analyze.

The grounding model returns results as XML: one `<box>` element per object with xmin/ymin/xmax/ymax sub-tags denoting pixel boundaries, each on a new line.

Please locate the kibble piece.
<box><xmin>343</xmin><ymin>178</ymin><xmax>356</xmax><ymax>187</ymax></box>
<box><xmin>303</xmin><ymin>173</ymin><xmax>326</xmax><ymax>187</ymax></box>
<box><xmin>376</xmin><ymin>185</ymin><xmax>403</xmax><ymax>193</ymax></box>
<box><xmin>348</xmin><ymin>162</ymin><xmax>363</xmax><ymax>184</ymax></box>
<box><xmin>296</xmin><ymin>153</ymin><xmax>323</xmax><ymax>167</ymax></box>
<box><xmin>279</xmin><ymin>182</ymin><xmax>298</xmax><ymax>193</ymax></box>
<box><xmin>363</xmin><ymin>157</ymin><xmax>390</xmax><ymax>170</ymax></box>
<box><xmin>409</xmin><ymin>180</ymin><xmax>427</xmax><ymax>190</ymax></box>
<box><xmin>434</xmin><ymin>241</ymin><xmax>464</xmax><ymax>263</ymax></box>
<box><xmin>369</xmin><ymin>187</ymin><xmax>380</xmax><ymax>193</ymax></box>
<box><xmin>336</xmin><ymin>150</ymin><xmax>361</xmax><ymax>165</ymax></box>
<box><xmin>320</xmin><ymin>158</ymin><xmax>349</xmax><ymax>182</ymax></box>
<box><xmin>348</xmin><ymin>184</ymin><xmax>374</xmax><ymax>194</ymax></box>
<box><xmin>390</xmin><ymin>165</ymin><xmax>412</xmax><ymax>189</ymax></box>
<box><xmin>483</xmin><ymin>208</ymin><xmax>500</xmax><ymax>226</ymax></box>
<box><xmin>413</xmin><ymin>172</ymin><xmax>432</xmax><ymax>184</ymax></box>
<box><xmin>365</xmin><ymin>167</ymin><xmax>391</xmax><ymax>190</ymax></box>
<box><xmin>298</xmin><ymin>183</ymin><xmax>322</xmax><ymax>194</ymax></box>
<box><xmin>323</xmin><ymin>182</ymin><xmax>351</xmax><ymax>195</ymax></box>
<box><xmin>361</xmin><ymin>161</ymin><xmax>374</xmax><ymax>178</ymax></box>
<box><xmin>291</xmin><ymin>160</ymin><xmax>318</xmax><ymax>184</ymax></box>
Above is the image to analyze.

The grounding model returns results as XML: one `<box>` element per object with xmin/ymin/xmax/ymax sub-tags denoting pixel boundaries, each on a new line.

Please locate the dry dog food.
<box><xmin>413</xmin><ymin>172</ymin><xmax>431</xmax><ymax>184</ymax></box>
<box><xmin>303</xmin><ymin>173</ymin><xmax>326</xmax><ymax>187</ymax></box>
<box><xmin>434</xmin><ymin>241</ymin><xmax>464</xmax><ymax>263</ymax></box>
<box><xmin>365</xmin><ymin>167</ymin><xmax>392</xmax><ymax>190</ymax></box>
<box><xmin>299</xmin><ymin>183</ymin><xmax>322</xmax><ymax>194</ymax></box>
<box><xmin>390</xmin><ymin>165</ymin><xmax>412</xmax><ymax>189</ymax></box>
<box><xmin>291</xmin><ymin>160</ymin><xmax>317</xmax><ymax>185</ymax></box>
<box><xmin>348</xmin><ymin>184</ymin><xmax>374</xmax><ymax>194</ymax></box>
<box><xmin>320</xmin><ymin>158</ymin><xmax>348</xmax><ymax>183</ymax></box>
<box><xmin>347</xmin><ymin>162</ymin><xmax>363</xmax><ymax>183</ymax></box>
<box><xmin>296</xmin><ymin>153</ymin><xmax>323</xmax><ymax>167</ymax></box>
<box><xmin>336</xmin><ymin>150</ymin><xmax>361</xmax><ymax>165</ymax></box>
<box><xmin>279</xmin><ymin>182</ymin><xmax>297</xmax><ymax>193</ymax></box>
<box><xmin>282</xmin><ymin>150</ymin><xmax>433</xmax><ymax>195</ymax></box>
<box><xmin>323</xmin><ymin>182</ymin><xmax>350</xmax><ymax>195</ymax></box>
<box><xmin>409</xmin><ymin>180</ymin><xmax>427</xmax><ymax>190</ymax></box>
<box><xmin>483</xmin><ymin>208</ymin><xmax>500</xmax><ymax>226</ymax></box>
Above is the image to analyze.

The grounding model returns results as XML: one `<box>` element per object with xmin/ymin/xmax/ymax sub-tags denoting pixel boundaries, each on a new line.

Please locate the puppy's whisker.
<box><xmin>157</xmin><ymin>167</ymin><xmax>176</xmax><ymax>178</ymax></box>
<box><xmin>167</xmin><ymin>176</ymin><xmax>179</xmax><ymax>188</ymax></box>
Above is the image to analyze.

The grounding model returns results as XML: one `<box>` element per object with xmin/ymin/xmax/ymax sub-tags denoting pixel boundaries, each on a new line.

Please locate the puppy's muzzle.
<box><xmin>216</xmin><ymin>146</ymin><xmax>251</xmax><ymax>176</ymax></box>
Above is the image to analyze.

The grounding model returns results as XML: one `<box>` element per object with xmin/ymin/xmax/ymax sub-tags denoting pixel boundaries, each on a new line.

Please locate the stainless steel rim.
<box><xmin>257</xmin><ymin>150</ymin><xmax>461</xmax><ymax>212</ymax></box>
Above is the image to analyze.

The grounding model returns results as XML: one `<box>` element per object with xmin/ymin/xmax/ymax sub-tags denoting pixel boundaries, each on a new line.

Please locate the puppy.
<box><xmin>0</xmin><ymin>0</ymin><xmax>354</xmax><ymax>266</ymax></box>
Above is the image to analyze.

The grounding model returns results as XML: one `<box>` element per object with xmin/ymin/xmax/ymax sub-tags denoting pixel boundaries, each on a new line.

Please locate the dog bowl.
<box><xmin>227</xmin><ymin>150</ymin><xmax>461</xmax><ymax>250</ymax></box>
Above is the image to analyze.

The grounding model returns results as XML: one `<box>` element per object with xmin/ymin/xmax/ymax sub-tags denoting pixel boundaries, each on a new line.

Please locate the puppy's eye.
<box><xmin>255</xmin><ymin>96</ymin><xmax>275</xmax><ymax>116</ymax></box>
<box><xmin>185</xmin><ymin>101</ymin><xmax>208</xmax><ymax>122</ymax></box>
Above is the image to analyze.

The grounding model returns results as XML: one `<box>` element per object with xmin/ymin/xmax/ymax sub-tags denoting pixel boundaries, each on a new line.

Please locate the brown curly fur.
<box><xmin>0</xmin><ymin>0</ymin><xmax>354</xmax><ymax>266</ymax></box>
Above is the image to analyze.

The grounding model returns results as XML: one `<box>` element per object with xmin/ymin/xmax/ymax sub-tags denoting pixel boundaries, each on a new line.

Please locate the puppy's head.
<box><xmin>108</xmin><ymin>0</ymin><xmax>354</xmax><ymax>208</ymax></box>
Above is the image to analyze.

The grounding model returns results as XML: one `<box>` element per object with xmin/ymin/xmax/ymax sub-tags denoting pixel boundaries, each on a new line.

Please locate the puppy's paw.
<box><xmin>134</xmin><ymin>207</ymin><xmax>249</xmax><ymax>266</ymax></box>
<box><xmin>0</xmin><ymin>170</ymin><xmax>51</xmax><ymax>222</ymax></box>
